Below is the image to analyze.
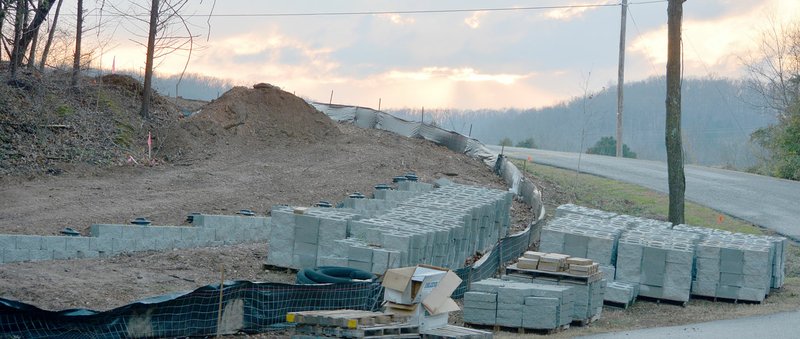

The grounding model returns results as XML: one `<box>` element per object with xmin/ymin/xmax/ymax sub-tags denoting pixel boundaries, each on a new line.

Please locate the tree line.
<box><xmin>1</xmin><ymin>0</ymin><xmax>200</xmax><ymax>118</ymax></box>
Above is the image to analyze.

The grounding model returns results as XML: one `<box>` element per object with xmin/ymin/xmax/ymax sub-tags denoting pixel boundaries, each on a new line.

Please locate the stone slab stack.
<box><xmin>674</xmin><ymin>224</ymin><xmax>787</xmax><ymax>290</ymax></box>
<box><xmin>464</xmin><ymin>278</ymin><xmax>574</xmax><ymax>330</ymax></box>
<box><xmin>604</xmin><ymin>281</ymin><xmax>639</xmax><ymax>307</ymax></box>
<box><xmin>539</xmin><ymin>215</ymin><xmax>625</xmax><ymax>266</ymax></box>
<box><xmin>692</xmin><ymin>236</ymin><xmax>773</xmax><ymax>302</ymax></box>
<box><xmin>615</xmin><ymin>229</ymin><xmax>701</xmax><ymax>303</ymax></box>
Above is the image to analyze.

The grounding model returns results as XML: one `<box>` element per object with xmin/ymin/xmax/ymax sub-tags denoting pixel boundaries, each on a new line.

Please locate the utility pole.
<box><xmin>666</xmin><ymin>0</ymin><xmax>685</xmax><ymax>225</ymax></box>
<box><xmin>616</xmin><ymin>0</ymin><xmax>628</xmax><ymax>157</ymax></box>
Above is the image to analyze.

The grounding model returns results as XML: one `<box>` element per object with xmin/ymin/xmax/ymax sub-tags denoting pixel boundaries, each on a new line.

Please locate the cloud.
<box><xmin>629</xmin><ymin>0</ymin><xmax>799</xmax><ymax>77</ymax></box>
<box><xmin>386</xmin><ymin>67</ymin><xmax>531</xmax><ymax>85</ymax></box>
<box><xmin>543</xmin><ymin>1</ymin><xmax>613</xmax><ymax>21</ymax></box>
<box><xmin>380</xmin><ymin>13</ymin><xmax>416</xmax><ymax>25</ymax></box>
<box><xmin>464</xmin><ymin>11</ymin><xmax>486</xmax><ymax>29</ymax></box>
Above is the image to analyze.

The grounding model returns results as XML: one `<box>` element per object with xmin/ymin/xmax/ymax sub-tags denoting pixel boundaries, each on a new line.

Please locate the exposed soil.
<box><xmin>0</xmin><ymin>79</ymin><xmax>533</xmax><ymax>312</ymax></box>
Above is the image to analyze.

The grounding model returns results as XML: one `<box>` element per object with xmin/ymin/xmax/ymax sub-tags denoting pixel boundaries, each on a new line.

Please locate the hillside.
<box><xmin>388</xmin><ymin>77</ymin><xmax>776</xmax><ymax>169</ymax></box>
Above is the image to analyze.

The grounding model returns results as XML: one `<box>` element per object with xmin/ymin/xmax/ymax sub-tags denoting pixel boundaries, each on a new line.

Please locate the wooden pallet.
<box><xmin>289</xmin><ymin>309</ymin><xmax>417</xmax><ymax>338</ymax></box>
<box><xmin>465</xmin><ymin>322</ymin><xmax>569</xmax><ymax>335</ymax></box>
<box><xmin>288</xmin><ymin>310</ymin><xmax>408</xmax><ymax>328</ymax></box>
<box><xmin>603</xmin><ymin>300</ymin><xmax>632</xmax><ymax>309</ymax></box>
<box><xmin>690</xmin><ymin>294</ymin><xmax>764</xmax><ymax>305</ymax></box>
<box><xmin>571</xmin><ymin>312</ymin><xmax>601</xmax><ymax>327</ymax></box>
<box><xmin>505</xmin><ymin>263</ymin><xmax>603</xmax><ymax>284</ymax></box>
<box><xmin>421</xmin><ymin>324</ymin><xmax>493</xmax><ymax>339</ymax></box>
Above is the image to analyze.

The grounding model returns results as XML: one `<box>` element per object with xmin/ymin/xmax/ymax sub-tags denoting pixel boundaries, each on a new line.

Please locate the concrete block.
<box><xmin>90</xmin><ymin>238</ymin><xmax>113</xmax><ymax>252</ymax></box>
<box><xmin>90</xmin><ymin>224</ymin><xmax>124</xmax><ymax>238</ymax></box>
<box><xmin>348</xmin><ymin>260</ymin><xmax>372</xmax><ymax>272</ymax></box>
<box><xmin>41</xmin><ymin>236</ymin><xmax>67</xmax><ymax>251</ymax></box>
<box><xmin>77</xmin><ymin>250</ymin><xmax>100</xmax><ymax>259</ymax></box>
<box><xmin>136</xmin><ymin>238</ymin><xmax>158</xmax><ymax>251</ymax></box>
<box><xmin>3</xmin><ymin>249</ymin><xmax>30</xmax><ymax>263</ymax></box>
<box><xmin>65</xmin><ymin>237</ymin><xmax>91</xmax><ymax>252</ymax></box>
<box><xmin>317</xmin><ymin>256</ymin><xmax>348</xmax><ymax>267</ymax></box>
<box><xmin>154</xmin><ymin>238</ymin><xmax>176</xmax><ymax>250</ymax></box>
<box><xmin>0</xmin><ymin>235</ymin><xmax>16</xmax><ymax>249</ymax></box>
<box><xmin>52</xmin><ymin>249</ymin><xmax>77</xmax><ymax>260</ymax></box>
<box><xmin>122</xmin><ymin>226</ymin><xmax>146</xmax><ymax>239</ymax></box>
<box><xmin>15</xmin><ymin>236</ymin><xmax>42</xmax><ymax>250</ymax></box>
<box><xmin>294</xmin><ymin>254</ymin><xmax>317</xmax><ymax>268</ymax></box>
<box><xmin>30</xmin><ymin>249</ymin><xmax>53</xmax><ymax>261</ymax></box>
<box><xmin>112</xmin><ymin>238</ymin><xmax>137</xmax><ymax>254</ymax></box>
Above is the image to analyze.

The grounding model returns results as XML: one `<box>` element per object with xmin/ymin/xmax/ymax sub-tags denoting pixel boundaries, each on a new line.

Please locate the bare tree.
<box><xmin>666</xmin><ymin>0</ymin><xmax>685</xmax><ymax>225</ymax></box>
<box><xmin>112</xmin><ymin>0</ymin><xmax>199</xmax><ymax>119</ymax></box>
<box><xmin>38</xmin><ymin>0</ymin><xmax>63</xmax><ymax>71</ymax></box>
<box><xmin>0</xmin><ymin>0</ymin><xmax>7</xmax><ymax>63</ymax></box>
<box><xmin>9</xmin><ymin>0</ymin><xmax>26</xmax><ymax>78</ymax></box>
<box><xmin>9</xmin><ymin>0</ymin><xmax>55</xmax><ymax>74</ymax></box>
<box><xmin>141</xmin><ymin>0</ymin><xmax>158</xmax><ymax>118</ymax></box>
<box><xmin>70</xmin><ymin>0</ymin><xmax>82</xmax><ymax>87</ymax></box>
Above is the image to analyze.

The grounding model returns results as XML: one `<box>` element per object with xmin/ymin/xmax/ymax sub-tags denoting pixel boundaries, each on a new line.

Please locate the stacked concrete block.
<box><xmin>540</xmin><ymin>215</ymin><xmax>624</xmax><ymax>265</ymax></box>
<box><xmin>397</xmin><ymin>181</ymin><xmax>434</xmax><ymax>193</ymax></box>
<box><xmin>674</xmin><ymin>224</ymin><xmax>787</xmax><ymax>289</ymax></box>
<box><xmin>611</xmin><ymin>214</ymin><xmax>674</xmax><ymax>230</ymax></box>
<box><xmin>604</xmin><ymin>281</ymin><xmax>639</xmax><ymax>307</ymax></box>
<box><xmin>692</xmin><ymin>236</ymin><xmax>773</xmax><ymax>302</ymax></box>
<box><xmin>463</xmin><ymin>291</ymin><xmax>498</xmax><ymax>325</ymax></box>
<box><xmin>615</xmin><ymin>230</ymin><xmax>700</xmax><ymax>303</ymax></box>
<box><xmin>340</xmin><ymin>198</ymin><xmax>398</xmax><ymax>216</ymax></box>
<box><xmin>372</xmin><ymin>189</ymin><xmax>421</xmax><ymax>203</ymax></box>
<box><xmin>600</xmin><ymin>265</ymin><xmax>616</xmax><ymax>281</ymax></box>
<box><xmin>465</xmin><ymin>278</ymin><xmax>573</xmax><ymax>330</ymax></box>
<box><xmin>555</xmin><ymin>204</ymin><xmax>618</xmax><ymax>220</ymax></box>
<box><xmin>266</xmin><ymin>206</ymin><xmax>361</xmax><ymax>269</ymax></box>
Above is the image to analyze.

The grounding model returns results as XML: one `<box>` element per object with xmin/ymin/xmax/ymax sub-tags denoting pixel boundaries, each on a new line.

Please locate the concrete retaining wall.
<box><xmin>0</xmin><ymin>215</ymin><xmax>271</xmax><ymax>264</ymax></box>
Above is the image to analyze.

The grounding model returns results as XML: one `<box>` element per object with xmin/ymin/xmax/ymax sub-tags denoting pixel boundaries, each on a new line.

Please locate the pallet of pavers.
<box><xmin>505</xmin><ymin>252</ymin><xmax>605</xmax><ymax>325</ymax></box>
<box><xmin>464</xmin><ymin>278</ymin><xmax>574</xmax><ymax>334</ymax></box>
<box><xmin>420</xmin><ymin>325</ymin><xmax>493</xmax><ymax>339</ymax></box>
<box><xmin>287</xmin><ymin>310</ymin><xmax>418</xmax><ymax>338</ymax></box>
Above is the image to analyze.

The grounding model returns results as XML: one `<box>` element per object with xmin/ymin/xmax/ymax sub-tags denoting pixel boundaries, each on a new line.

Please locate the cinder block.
<box><xmin>30</xmin><ymin>249</ymin><xmax>53</xmax><ymax>261</ymax></box>
<box><xmin>90</xmin><ymin>224</ymin><xmax>124</xmax><ymax>238</ymax></box>
<box><xmin>3</xmin><ymin>249</ymin><xmax>30</xmax><ymax>263</ymax></box>
<box><xmin>90</xmin><ymin>238</ymin><xmax>113</xmax><ymax>252</ymax></box>
<box><xmin>41</xmin><ymin>236</ymin><xmax>67</xmax><ymax>251</ymax></box>
<box><xmin>136</xmin><ymin>238</ymin><xmax>158</xmax><ymax>251</ymax></box>
<box><xmin>65</xmin><ymin>237</ymin><xmax>91</xmax><ymax>252</ymax></box>
<box><xmin>53</xmin><ymin>249</ymin><xmax>77</xmax><ymax>260</ymax></box>
<box><xmin>0</xmin><ymin>235</ymin><xmax>16</xmax><ymax>249</ymax></box>
<box><xmin>77</xmin><ymin>250</ymin><xmax>100</xmax><ymax>259</ymax></box>
<box><xmin>112</xmin><ymin>238</ymin><xmax>137</xmax><ymax>254</ymax></box>
<box><xmin>15</xmin><ymin>236</ymin><xmax>42</xmax><ymax>250</ymax></box>
<box><xmin>122</xmin><ymin>226</ymin><xmax>146</xmax><ymax>239</ymax></box>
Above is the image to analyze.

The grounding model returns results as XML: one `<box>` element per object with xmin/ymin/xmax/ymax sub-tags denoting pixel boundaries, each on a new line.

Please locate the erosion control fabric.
<box><xmin>0</xmin><ymin>281</ymin><xmax>383</xmax><ymax>338</ymax></box>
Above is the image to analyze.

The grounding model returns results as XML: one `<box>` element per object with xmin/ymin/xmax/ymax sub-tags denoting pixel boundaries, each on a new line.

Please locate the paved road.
<box><xmin>580</xmin><ymin>309</ymin><xmax>800</xmax><ymax>339</ymax></box>
<box><xmin>488</xmin><ymin>146</ymin><xmax>800</xmax><ymax>241</ymax></box>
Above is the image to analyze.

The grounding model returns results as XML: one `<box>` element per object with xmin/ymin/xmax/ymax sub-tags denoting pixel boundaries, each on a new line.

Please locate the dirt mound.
<box><xmin>0</xmin><ymin>71</ymin><xmax>179</xmax><ymax>176</ymax></box>
<box><xmin>158</xmin><ymin>84</ymin><xmax>340</xmax><ymax>161</ymax></box>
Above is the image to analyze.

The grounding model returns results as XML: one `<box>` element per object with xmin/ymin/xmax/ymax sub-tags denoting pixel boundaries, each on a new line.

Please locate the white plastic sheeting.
<box><xmin>310</xmin><ymin>102</ymin><xmax>542</xmax><ymax>215</ymax></box>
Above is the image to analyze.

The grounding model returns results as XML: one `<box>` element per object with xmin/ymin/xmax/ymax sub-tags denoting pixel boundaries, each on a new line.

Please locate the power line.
<box><xmin>76</xmin><ymin>1</ymin><xmax>667</xmax><ymax>18</ymax></box>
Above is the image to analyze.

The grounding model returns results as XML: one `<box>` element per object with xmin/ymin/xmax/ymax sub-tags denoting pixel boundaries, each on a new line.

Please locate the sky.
<box><xmin>84</xmin><ymin>0</ymin><xmax>800</xmax><ymax>109</ymax></box>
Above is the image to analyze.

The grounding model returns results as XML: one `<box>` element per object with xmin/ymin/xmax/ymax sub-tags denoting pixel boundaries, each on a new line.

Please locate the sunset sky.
<box><xmin>86</xmin><ymin>0</ymin><xmax>799</xmax><ymax>109</ymax></box>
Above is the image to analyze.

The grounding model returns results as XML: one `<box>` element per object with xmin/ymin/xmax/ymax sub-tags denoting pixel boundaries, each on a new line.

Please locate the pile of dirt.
<box><xmin>158</xmin><ymin>84</ymin><xmax>340</xmax><ymax>161</ymax></box>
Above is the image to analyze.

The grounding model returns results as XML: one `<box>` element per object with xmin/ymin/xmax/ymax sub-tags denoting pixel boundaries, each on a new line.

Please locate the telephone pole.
<box><xmin>616</xmin><ymin>0</ymin><xmax>628</xmax><ymax>157</ymax></box>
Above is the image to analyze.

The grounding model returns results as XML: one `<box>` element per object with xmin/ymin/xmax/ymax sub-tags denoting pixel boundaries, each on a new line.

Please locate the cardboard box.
<box><xmin>385</xmin><ymin>302</ymin><xmax>453</xmax><ymax>331</ymax></box>
<box><xmin>382</xmin><ymin>265</ymin><xmax>459</xmax><ymax>305</ymax></box>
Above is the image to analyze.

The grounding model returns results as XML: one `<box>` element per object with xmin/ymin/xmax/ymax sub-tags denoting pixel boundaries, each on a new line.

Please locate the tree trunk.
<box><xmin>10</xmin><ymin>0</ymin><xmax>53</xmax><ymax>70</ymax></box>
<box><xmin>38</xmin><ymin>0</ymin><xmax>62</xmax><ymax>72</ymax></box>
<box><xmin>27</xmin><ymin>2</ymin><xmax>41</xmax><ymax>69</ymax></box>
<box><xmin>140</xmin><ymin>0</ymin><xmax>159</xmax><ymax>119</ymax></box>
<box><xmin>9</xmin><ymin>0</ymin><xmax>26</xmax><ymax>78</ymax></box>
<box><xmin>666</xmin><ymin>0</ymin><xmax>685</xmax><ymax>226</ymax></box>
<box><xmin>0</xmin><ymin>1</ymin><xmax>6</xmax><ymax>63</ymax></box>
<box><xmin>71</xmin><ymin>0</ymin><xmax>82</xmax><ymax>87</ymax></box>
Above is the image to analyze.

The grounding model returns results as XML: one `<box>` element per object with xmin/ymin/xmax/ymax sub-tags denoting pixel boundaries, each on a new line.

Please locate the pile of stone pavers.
<box><xmin>539</xmin><ymin>204</ymin><xmax>787</xmax><ymax>304</ymax></box>
<box><xmin>464</xmin><ymin>278</ymin><xmax>575</xmax><ymax>331</ymax></box>
<box><xmin>266</xmin><ymin>179</ymin><xmax>514</xmax><ymax>273</ymax></box>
